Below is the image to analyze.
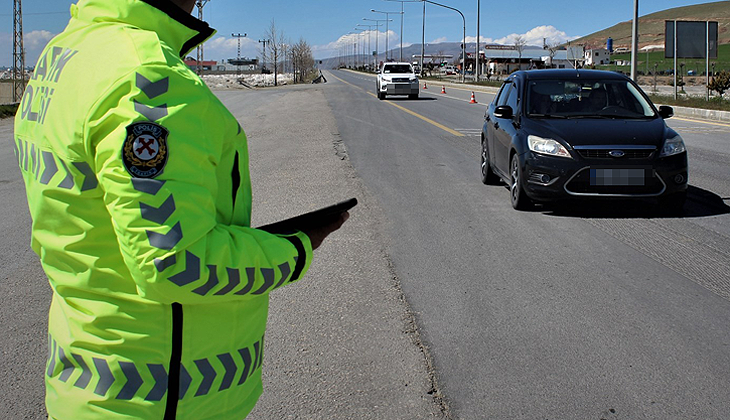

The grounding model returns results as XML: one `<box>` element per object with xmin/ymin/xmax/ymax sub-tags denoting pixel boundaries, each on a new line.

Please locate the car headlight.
<box><xmin>659</xmin><ymin>134</ymin><xmax>686</xmax><ymax>157</ymax></box>
<box><xmin>527</xmin><ymin>135</ymin><xmax>572</xmax><ymax>158</ymax></box>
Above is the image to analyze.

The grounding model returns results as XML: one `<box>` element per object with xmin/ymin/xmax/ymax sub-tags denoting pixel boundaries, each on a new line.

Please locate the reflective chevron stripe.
<box><xmin>39</xmin><ymin>151</ymin><xmax>57</xmax><ymax>185</ymax></box>
<box><xmin>134</xmin><ymin>101</ymin><xmax>168</xmax><ymax>121</ymax></box>
<box><xmin>146</xmin><ymin>222</ymin><xmax>183</xmax><ymax>250</ymax></box>
<box><xmin>47</xmin><ymin>336</ymin><xmax>265</xmax><ymax>400</ymax></box>
<box><xmin>72</xmin><ymin>353</ymin><xmax>92</xmax><ymax>389</ymax></box>
<box><xmin>93</xmin><ymin>357</ymin><xmax>114</xmax><ymax>397</ymax></box>
<box><xmin>136</xmin><ymin>74</ymin><xmax>169</xmax><ymax>99</ymax></box>
<box><xmin>132</xmin><ymin>178</ymin><xmax>166</xmax><ymax>195</ymax></box>
<box><xmin>192</xmin><ymin>265</ymin><xmax>219</xmax><ymax>296</ymax></box>
<box><xmin>146</xmin><ymin>364</ymin><xmax>168</xmax><ymax>401</ymax></box>
<box><xmin>58</xmin><ymin>347</ymin><xmax>75</xmax><ymax>382</ymax></box>
<box><xmin>140</xmin><ymin>195</ymin><xmax>176</xmax><ymax>224</ymax></box>
<box><xmin>117</xmin><ymin>361</ymin><xmax>143</xmax><ymax>400</ymax></box>
<box><xmin>194</xmin><ymin>359</ymin><xmax>217</xmax><ymax>396</ymax></box>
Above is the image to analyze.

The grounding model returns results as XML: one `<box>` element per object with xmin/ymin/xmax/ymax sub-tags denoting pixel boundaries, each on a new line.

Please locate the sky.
<box><xmin>0</xmin><ymin>0</ymin><xmax>719</xmax><ymax>67</ymax></box>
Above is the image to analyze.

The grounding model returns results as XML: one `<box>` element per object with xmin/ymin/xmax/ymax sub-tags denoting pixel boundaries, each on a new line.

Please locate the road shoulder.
<box><xmin>234</xmin><ymin>84</ymin><xmax>448</xmax><ymax>420</ymax></box>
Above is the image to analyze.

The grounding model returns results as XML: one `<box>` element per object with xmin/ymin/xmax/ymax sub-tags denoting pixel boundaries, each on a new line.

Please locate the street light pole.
<box><xmin>383</xmin><ymin>0</ymin><xmax>421</xmax><ymax>62</ymax></box>
<box><xmin>476</xmin><ymin>0</ymin><xmax>480</xmax><ymax>81</ymax></box>
<box><xmin>358</xmin><ymin>23</ymin><xmax>383</xmax><ymax>71</ymax></box>
<box><xmin>371</xmin><ymin>9</ymin><xmax>403</xmax><ymax>62</ymax></box>
<box><xmin>421</xmin><ymin>0</ymin><xmax>466</xmax><ymax>83</ymax></box>
<box><xmin>364</xmin><ymin>18</ymin><xmax>391</xmax><ymax>68</ymax></box>
<box><xmin>232</xmin><ymin>33</ymin><xmax>246</xmax><ymax>77</ymax></box>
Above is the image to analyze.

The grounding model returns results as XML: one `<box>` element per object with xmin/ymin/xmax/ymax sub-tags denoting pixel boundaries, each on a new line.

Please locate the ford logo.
<box><xmin>609</xmin><ymin>150</ymin><xmax>625</xmax><ymax>158</ymax></box>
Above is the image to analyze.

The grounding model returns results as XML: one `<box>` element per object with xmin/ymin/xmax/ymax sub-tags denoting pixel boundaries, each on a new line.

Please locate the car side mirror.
<box><xmin>658</xmin><ymin>105</ymin><xmax>674</xmax><ymax>119</ymax></box>
<box><xmin>494</xmin><ymin>105</ymin><xmax>514</xmax><ymax>120</ymax></box>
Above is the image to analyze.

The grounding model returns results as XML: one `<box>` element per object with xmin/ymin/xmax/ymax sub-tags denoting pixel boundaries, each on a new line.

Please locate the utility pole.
<box><xmin>13</xmin><ymin>0</ymin><xmax>26</xmax><ymax>103</ymax></box>
<box><xmin>476</xmin><ymin>0</ymin><xmax>480</xmax><ymax>82</ymax></box>
<box><xmin>232</xmin><ymin>33</ymin><xmax>247</xmax><ymax>77</ymax></box>
<box><xmin>630</xmin><ymin>0</ymin><xmax>639</xmax><ymax>81</ymax></box>
<box><xmin>259</xmin><ymin>39</ymin><xmax>270</xmax><ymax>74</ymax></box>
<box><xmin>195</xmin><ymin>0</ymin><xmax>210</xmax><ymax>76</ymax></box>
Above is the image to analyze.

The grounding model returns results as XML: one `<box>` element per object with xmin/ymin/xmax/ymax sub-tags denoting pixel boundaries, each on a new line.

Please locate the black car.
<box><xmin>481</xmin><ymin>69</ymin><xmax>688</xmax><ymax>212</ymax></box>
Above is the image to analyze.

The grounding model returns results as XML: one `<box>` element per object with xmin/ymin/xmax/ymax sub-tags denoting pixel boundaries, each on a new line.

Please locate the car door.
<box><xmin>486</xmin><ymin>83</ymin><xmax>508</xmax><ymax>175</ymax></box>
<box><xmin>493</xmin><ymin>81</ymin><xmax>517</xmax><ymax>175</ymax></box>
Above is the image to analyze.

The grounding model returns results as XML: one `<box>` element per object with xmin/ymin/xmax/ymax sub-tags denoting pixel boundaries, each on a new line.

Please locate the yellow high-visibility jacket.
<box><xmin>14</xmin><ymin>1</ymin><xmax>312</xmax><ymax>419</ymax></box>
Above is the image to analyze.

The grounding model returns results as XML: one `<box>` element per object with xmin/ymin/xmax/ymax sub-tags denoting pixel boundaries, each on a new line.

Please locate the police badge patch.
<box><xmin>123</xmin><ymin>122</ymin><xmax>169</xmax><ymax>178</ymax></box>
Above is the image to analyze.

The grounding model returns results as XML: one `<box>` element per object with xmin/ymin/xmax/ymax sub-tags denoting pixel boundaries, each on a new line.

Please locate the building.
<box><xmin>584</xmin><ymin>49</ymin><xmax>610</xmax><ymax>66</ymax></box>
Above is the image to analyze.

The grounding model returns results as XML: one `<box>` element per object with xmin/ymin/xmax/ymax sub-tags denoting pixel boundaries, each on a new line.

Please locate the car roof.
<box><xmin>512</xmin><ymin>69</ymin><xmax>630</xmax><ymax>82</ymax></box>
<box><xmin>383</xmin><ymin>62</ymin><xmax>412</xmax><ymax>66</ymax></box>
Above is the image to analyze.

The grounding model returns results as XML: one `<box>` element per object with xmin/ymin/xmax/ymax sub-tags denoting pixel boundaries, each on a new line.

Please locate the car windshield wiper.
<box><xmin>529</xmin><ymin>113</ymin><xmax>568</xmax><ymax>119</ymax></box>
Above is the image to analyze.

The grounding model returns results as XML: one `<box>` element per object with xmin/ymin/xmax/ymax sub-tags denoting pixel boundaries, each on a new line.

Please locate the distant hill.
<box><xmin>319</xmin><ymin>1</ymin><xmax>730</xmax><ymax>67</ymax></box>
<box><xmin>572</xmin><ymin>1</ymin><xmax>730</xmax><ymax>50</ymax></box>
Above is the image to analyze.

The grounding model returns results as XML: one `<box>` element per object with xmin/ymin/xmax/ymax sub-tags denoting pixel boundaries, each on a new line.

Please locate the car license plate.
<box><xmin>590</xmin><ymin>168</ymin><xmax>645</xmax><ymax>186</ymax></box>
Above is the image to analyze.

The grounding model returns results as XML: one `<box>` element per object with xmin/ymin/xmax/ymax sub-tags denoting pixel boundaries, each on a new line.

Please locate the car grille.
<box><xmin>392</xmin><ymin>78</ymin><xmax>411</xmax><ymax>83</ymax></box>
<box><xmin>576</xmin><ymin>148</ymin><xmax>655</xmax><ymax>159</ymax></box>
<box><xmin>564</xmin><ymin>167</ymin><xmax>665</xmax><ymax>196</ymax></box>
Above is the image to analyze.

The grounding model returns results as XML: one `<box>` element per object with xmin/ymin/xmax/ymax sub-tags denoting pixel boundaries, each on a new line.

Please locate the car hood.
<box><xmin>523</xmin><ymin>117</ymin><xmax>667</xmax><ymax>147</ymax></box>
<box><xmin>381</xmin><ymin>73</ymin><xmax>417</xmax><ymax>78</ymax></box>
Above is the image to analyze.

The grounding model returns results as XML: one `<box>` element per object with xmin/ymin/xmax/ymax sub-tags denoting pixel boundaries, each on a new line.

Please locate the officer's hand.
<box><xmin>300</xmin><ymin>211</ymin><xmax>350</xmax><ymax>251</ymax></box>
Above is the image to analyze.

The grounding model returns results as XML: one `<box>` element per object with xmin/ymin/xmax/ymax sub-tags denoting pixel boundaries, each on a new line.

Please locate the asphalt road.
<box><xmin>323</xmin><ymin>69</ymin><xmax>730</xmax><ymax>420</ymax></box>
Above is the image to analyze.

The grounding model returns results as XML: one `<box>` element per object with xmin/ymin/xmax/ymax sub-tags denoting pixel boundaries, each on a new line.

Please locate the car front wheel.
<box><xmin>510</xmin><ymin>154</ymin><xmax>533</xmax><ymax>210</ymax></box>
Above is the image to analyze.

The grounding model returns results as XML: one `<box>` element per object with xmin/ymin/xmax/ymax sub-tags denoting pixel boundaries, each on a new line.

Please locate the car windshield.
<box><xmin>526</xmin><ymin>79</ymin><xmax>656</xmax><ymax>119</ymax></box>
<box><xmin>383</xmin><ymin>65</ymin><xmax>412</xmax><ymax>74</ymax></box>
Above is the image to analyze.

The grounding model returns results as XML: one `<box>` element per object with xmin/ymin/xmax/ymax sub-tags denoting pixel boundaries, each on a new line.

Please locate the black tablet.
<box><xmin>257</xmin><ymin>198</ymin><xmax>357</xmax><ymax>234</ymax></box>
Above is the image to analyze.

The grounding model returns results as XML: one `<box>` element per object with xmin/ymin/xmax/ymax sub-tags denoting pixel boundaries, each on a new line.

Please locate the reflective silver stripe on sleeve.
<box><xmin>136</xmin><ymin>74</ymin><xmax>170</xmax><ymax>99</ymax></box>
<box><xmin>132</xmin><ymin>178</ymin><xmax>166</xmax><ymax>195</ymax></box>
<box><xmin>214</xmin><ymin>268</ymin><xmax>240</xmax><ymax>295</ymax></box>
<box><xmin>140</xmin><ymin>195</ymin><xmax>176</xmax><ymax>224</ymax></box>
<box><xmin>71</xmin><ymin>162</ymin><xmax>99</xmax><ymax>191</ymax></box>
<box><xmin>168</xmin><ymin>251</ymin><xmax>200</xmax><ymax>286</ymax></box>
<box><xmin>154</xmin><ymin>254</ymin><xmax>177</xmax><ymax>272</ymax></box>
<box><xmin>251</xmin><ymin>268</ymin><xmax>275</xmax><ymax>295</ymax></box>
<box><xmin>192</xmin><ymin>265</ymin><xmax>219</xmax><ymax>296</ymax></box>
<box><xmin>57</xmin><ymin>160</ymin><xmax>74</xmax><ymax>189</ymax></box>
<box><xmin>234</xmin><ymin>267</ymin><xmax>256</xmax><ymax>295</ymax></box>
<box><xmin>273</xmin><ymin>262</ymin><xmax>292</xmax><ymax>290</ymax></box>
<box><xmin>146</xmin><ymin>221</ymin><xmax>183</xmax><ymax>250</ymax></box>
<box><xmin>134</xmin><ymin>101</ymin><xmax>168</xmax><ymax>122</ymax></box>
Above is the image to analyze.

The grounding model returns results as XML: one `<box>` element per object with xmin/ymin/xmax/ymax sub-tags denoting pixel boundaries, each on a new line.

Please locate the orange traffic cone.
<box><xmin>423</xmin><ymin>82</ymin><xmax>428</xmax><ymax>90</ymax></box>
<box><xmin>441</xmin><ymin>85</ymin><xmax>446</xmax><ymax>94</ymax></box>
<box><xmin>469</xmin><ymin>91</ymin><xmax>477</xmax><ymax>104</ymax></box>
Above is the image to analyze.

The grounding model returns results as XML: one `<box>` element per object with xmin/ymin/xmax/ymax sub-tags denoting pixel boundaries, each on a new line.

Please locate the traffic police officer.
<box><xmin>14</xmin><ymin>0</ymin><xmax>347</xmax><ymax>418</ymax></box>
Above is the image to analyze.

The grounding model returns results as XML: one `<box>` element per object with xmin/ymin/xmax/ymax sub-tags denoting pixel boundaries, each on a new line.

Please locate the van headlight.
<box><xmin>659</xmin><ymin>134</ymin><xmax>686</xmax><ymax>157</ymax></box>
<box><xmin>528</xmin><ymin>135</ymin><xmax>572</xmax><ymax>158</ymax></box>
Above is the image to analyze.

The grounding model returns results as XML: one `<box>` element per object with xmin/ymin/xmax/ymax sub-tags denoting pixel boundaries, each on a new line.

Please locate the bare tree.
<box><xmin>264</xmin><ymin>19</ymin><xmax>286</xmax><ymax>86</ymax></box>
<box><xmin>546</xmin><ymin>41</ymin><xmax>561</xmax><ymax>69</ymax></box>
<box><xmin>514</xmin><ymin>35</ymin><xmax>526</xmax><ymax>69</ymax></box>
<box><xmin>291</xmin><ymin>38</ymin><xmax>315</xmax><ymax>83</ymax></box>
